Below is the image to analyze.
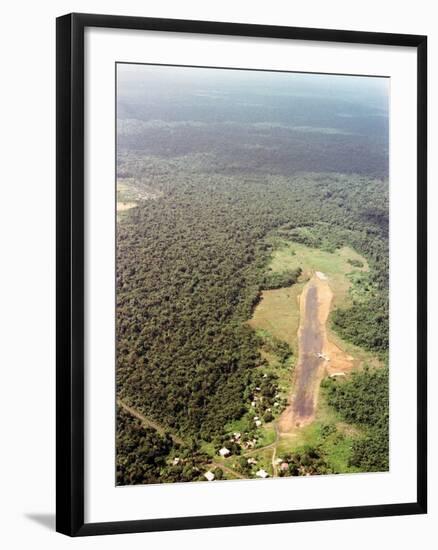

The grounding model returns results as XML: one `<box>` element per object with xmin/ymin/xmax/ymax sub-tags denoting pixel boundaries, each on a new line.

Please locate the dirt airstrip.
<box><xmin>278</xmin><ymin>272</ymin><xmax>353</xmax><ymax>434</ymax></box>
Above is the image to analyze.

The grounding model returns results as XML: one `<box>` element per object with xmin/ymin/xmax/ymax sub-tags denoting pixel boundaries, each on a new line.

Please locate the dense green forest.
<box><xmin>117</xmin><ymin>407</ymin><xmax>212</xmax><ymax>484</ymax></box>
<box><xmin>261</xmin><ymin>267</ymin><xmax>302</xmax><ymax>290</ymax></box>
<box><xmin>116</xmin><ymin>161</ymin><xmax>389</xmax><ymax>483</ymax></box>
<box><xmin>322</xmin><ymin>366</ymin><xmax>389</xmax><ymax>471</ymax></box>
<box><xmin>116</xmin><ymin>66</ymin><xmax>389</xmax><ymax>484</ymax></box>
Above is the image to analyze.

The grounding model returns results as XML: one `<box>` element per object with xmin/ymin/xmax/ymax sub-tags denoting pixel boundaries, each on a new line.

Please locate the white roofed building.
<box><xmin>219</xmin><ymin>447</ymin><xmax>230</xmax><ymax>457</ymax></box>
<box><xmin>204</xmin><ymin>471</ymin><xmax>215</xmax><ymax>482</ymax></box>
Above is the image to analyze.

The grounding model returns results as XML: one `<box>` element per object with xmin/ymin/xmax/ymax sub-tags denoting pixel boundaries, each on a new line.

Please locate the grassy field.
<box><xmin>245</xmin><ymin>239</ymin><xmax>373</xmax><ymax>473</ymax></box>
<box><xmin>249</xmin><ymin>239</ymin><xmax>369</xmax><ymax>353</ymax></box>
<box><xmin>269</xmin><ymin>239</ymin><xmax>368</xmax><ymax>306</ymax></box>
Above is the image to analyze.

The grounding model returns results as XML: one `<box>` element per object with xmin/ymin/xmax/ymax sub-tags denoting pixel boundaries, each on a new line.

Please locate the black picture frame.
<box><xmin>56</xmin><ymin>12</ymin><xmax>427</xmax><ymax>537</ymax></box>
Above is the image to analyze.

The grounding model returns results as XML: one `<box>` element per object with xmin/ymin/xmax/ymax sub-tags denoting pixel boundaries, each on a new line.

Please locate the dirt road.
<box><xmin>117</xmin><ymin>398</ymin><xmax>186</xmax><ymax>445</ymax></box>
<box><xmin>118</xmin><ymin>399</ymin><xmax>245</xmax><ymax>479</ymax></box>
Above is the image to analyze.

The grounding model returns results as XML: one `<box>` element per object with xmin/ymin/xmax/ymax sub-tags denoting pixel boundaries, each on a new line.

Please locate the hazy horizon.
<box><xmin>117</xmin><ymin>62</ymin><xmax>389</xmax><ymax>178</ymax></box>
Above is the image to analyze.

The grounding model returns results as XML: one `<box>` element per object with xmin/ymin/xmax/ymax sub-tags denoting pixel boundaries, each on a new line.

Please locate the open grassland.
<box><xmin>269</xmin><ymin>240</ymin><xmax>369</xmax><ymax>308</ymax></box>
<box><xmin>249</xmin><ymin>287</ymin><xmax>301</xmax><ymax>350</ymax></box>
<box><xmin>249</xmin><ymin>240</ymin><xmax>369</xmax><ymax>354</ymax></box>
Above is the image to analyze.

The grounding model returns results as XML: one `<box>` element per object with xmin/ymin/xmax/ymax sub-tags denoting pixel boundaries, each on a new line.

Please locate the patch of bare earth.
<box><xmin>117</xmin><ymin>201</ymin><xmax>137</xmax><ymax>212</ymax></box>
<box><xmin>278</xmin><ymin>272</ymin><xmax>353</xmax><ymax>435</ymax></box>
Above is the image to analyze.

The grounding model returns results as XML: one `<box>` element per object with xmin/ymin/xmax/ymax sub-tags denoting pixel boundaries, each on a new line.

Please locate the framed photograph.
<box><xmin>56</xmin><ymin>13</ymin><xmax>427</xmax><ymax>536</ymax></box>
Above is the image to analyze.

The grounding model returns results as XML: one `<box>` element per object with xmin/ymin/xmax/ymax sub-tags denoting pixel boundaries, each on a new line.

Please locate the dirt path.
<box><xmin>271</xmin><ymin>422</ymin><xmax>280</xmax><ymax>477</ymax></box>
<box><xmin>117</xmin><ymin>398</ymin><xmax>186</xmax><ymax>445</ymax></box>
<box><xmin>278</xmin><ymin>272</ymin><xmax>351</xmax><ymax>433</ymax></box>
<box><xmin>242</xmin><ymin>441</ymin><xmax>276</xmax><ymax>457</ymax></box>
<box><xmin>211</xmin><ymin>461</ymin><xmax>246</xmax><ymax>480</ymax></box>
<box><xmin>118</xmin><ymin>399</ymin><xmax>245</xmax><ymax>479</ymax></box>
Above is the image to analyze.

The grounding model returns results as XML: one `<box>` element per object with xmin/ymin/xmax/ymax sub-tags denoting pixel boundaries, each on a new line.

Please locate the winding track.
<box><xmin>117</xmin><ymin>398</ymin><xmax>185</xmax><ymax>445</ymax></box>
<box><xmin>117</xmin><ymin>398</ymin><xmax>244</xmax><ymax>479</ymax></box>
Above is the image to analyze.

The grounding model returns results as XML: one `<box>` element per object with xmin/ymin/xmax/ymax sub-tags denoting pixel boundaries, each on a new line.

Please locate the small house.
<box><xmin>219</xmin><ymin>447</ymin><xmax>230</xmax><ymax>457</ymax></box>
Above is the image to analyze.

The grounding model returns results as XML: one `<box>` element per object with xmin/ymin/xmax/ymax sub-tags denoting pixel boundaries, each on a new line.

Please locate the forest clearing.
<box><xmin>278</xmin><ymin>273</ymin><xmax>337</xmax><ymax>432</ymax></box>
<box><xmin>244</xmin><ymin>242</ymin><xmax>372</xmax><ymax>475</ymax></box>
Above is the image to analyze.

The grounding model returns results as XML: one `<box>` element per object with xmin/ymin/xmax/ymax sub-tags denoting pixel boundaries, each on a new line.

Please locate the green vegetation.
<box><xmin>332</xmin><ymin>298</ymin><xmax>389</xmax><ymax>352</ymax></box>
<box><xmin>116</xmin><ymin>163</ymin><xmax>389</xmax><ymax>483</ymax></box>
<box><xmin>117</xmin><ymin>166</ymin><xmax>386</xmax><ymax>440</ymax></box>
<box><xmin>279</xmin><ymin>447</ymin><xmax>334</xmax><ymax>477</ymax></box>
<box><xmin>116</xmin><ymin>68</ymin><xmax>389</xmax><ymax>484</ymax></box>
<box><xmin>348</xmin><ymin>258</ymin><xmax>364</xmax><ymax>268</ymax></box>
<box><xmin>322</xmin><ymin>366</ymin><xmax>389</xmax><ymax>471</ymax></box>
<box><xmin>274</xmin><ymin>392</ymin><xmax>362</xmax><ymax>476</ymax></box>
<box><xmin>260</xmin><ymin>332</ymin><xmax>293</xmax><ymax>365</ymax></box>
<box><xmin>261</xmin><ymin>267</ymin><xmax>302</xmax><ymax>290</ymax></box>
<box><xmin>117</xmin><ymin>407</ymin><xmax>175</xmax><ymax>485</ymax></box>
<box><xmin>249</xmin><ymin>240</ymin><xmax>370</xmax><ymax>360</ymax></box>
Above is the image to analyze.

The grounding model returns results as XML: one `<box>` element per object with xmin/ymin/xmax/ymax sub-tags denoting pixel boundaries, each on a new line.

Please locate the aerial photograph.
<box><xmin>115</xmin><ymin>63</ymin><xmax>389</xmax><ymax>485</ymax></box>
